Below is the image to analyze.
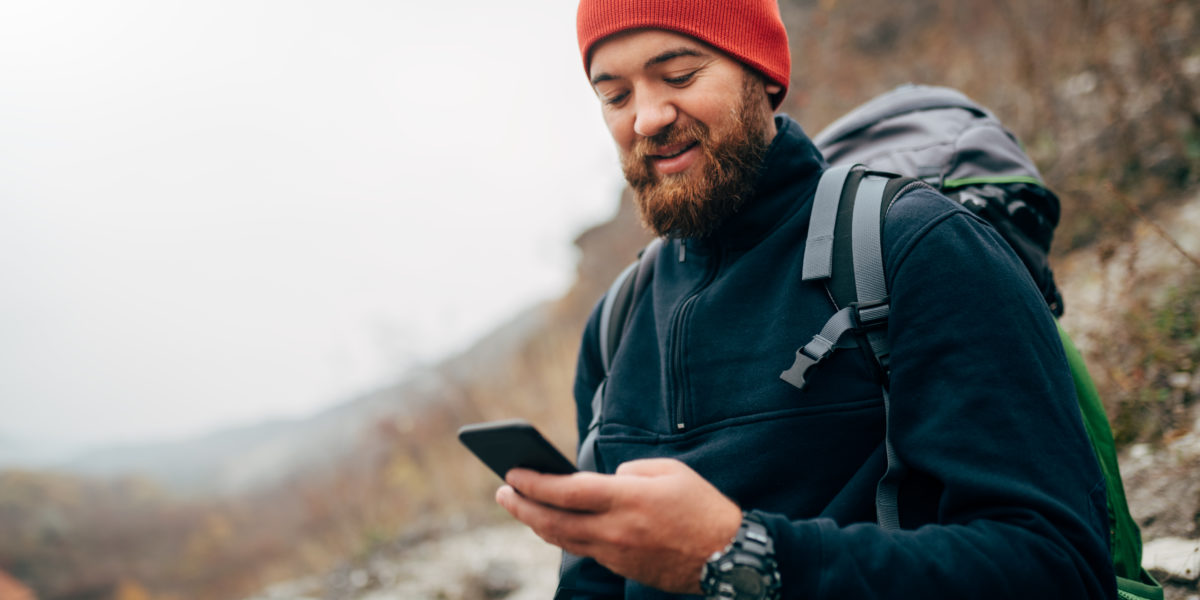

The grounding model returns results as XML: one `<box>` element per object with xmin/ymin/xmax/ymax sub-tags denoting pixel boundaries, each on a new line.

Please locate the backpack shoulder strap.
<box><xmin>579</xmin><ymin>237</ymin><xmax>663</xmax><ymax>472</ymax></box>
<box><xmin>780</xmin><ymin>167</ymin><xmax>919</xmax><ymax>389</ymax></box>
<box><xmin>801</xmin><ymin>164</ymin><xmax>854</xmax><ymax>280</ymax></box>
<box><xmin>780</xmin><ymin>165</ymin><xmax>925</xmax><ymax>530</ymax></box>
<box><xmin>599</xmin><ymin>237</ymin><xmax>663</xmax><ymax>371</ymax></box>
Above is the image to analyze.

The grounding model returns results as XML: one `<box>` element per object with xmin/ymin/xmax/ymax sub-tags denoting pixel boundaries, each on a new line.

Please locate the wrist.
<box><xmin>682</xmin><ymin>498</ymin><xmax>743</xmax><ymax>595</ymax></box>
<box><xmin>699</xmin><ymin>512</ymin><xmax>782</xmax><ymax>600</ymax></box>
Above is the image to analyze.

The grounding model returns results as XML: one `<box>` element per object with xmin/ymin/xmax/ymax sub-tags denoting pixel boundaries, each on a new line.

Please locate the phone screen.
<box><xmin>457</xmin><ymin>418</ymin><xmax>578</xmax><ymax>480</ymax></box>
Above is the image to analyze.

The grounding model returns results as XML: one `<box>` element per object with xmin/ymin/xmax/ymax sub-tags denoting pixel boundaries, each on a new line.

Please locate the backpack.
<box><xmin>588</xmin><ymin>85</ymin><xmax>1162</xmax><ymax>600</ymax></box>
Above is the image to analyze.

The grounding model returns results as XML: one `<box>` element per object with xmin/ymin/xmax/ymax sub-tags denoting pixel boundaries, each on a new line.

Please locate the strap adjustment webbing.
<box><xmin>851</xmin><ymin>296</ymin><xmax>891</xmax><ymax>329</ymax></box>
<box><xmin>779</xmin><ymin>306</ymin><xmax>858</xmax><ymax>389</ymax></box>
<box><xmin>778</xmin><ymin>294</ymin><xmax>892</xmax><ymax>390</ymax></box>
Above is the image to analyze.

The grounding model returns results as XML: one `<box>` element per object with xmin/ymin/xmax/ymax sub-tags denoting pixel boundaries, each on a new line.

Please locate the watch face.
<box><xmin>702</xmin><ymin>516</ymin><xmax>780</xmax><ymax>600</ymax></box>
<box><xmin>727</xmin><ymin>566</ymin><xmax>766</xmax><ymax>599</ymax></box>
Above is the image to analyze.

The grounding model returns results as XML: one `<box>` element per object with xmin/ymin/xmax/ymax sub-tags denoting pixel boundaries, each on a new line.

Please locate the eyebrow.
<box><xmin>590</xmin><ymin>46</ymin><xmax>707</xmax><ymax>86</ymax></box>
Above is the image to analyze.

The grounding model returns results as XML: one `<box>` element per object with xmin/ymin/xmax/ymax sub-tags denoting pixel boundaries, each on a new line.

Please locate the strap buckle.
<box><xmin>849</xmin><ymin>297</ymin><xmax>892</xmax><ymax>383</ymax></box>
<box><xmin>779</xmin><ymin>334</ymin><xmax>837</xmax><ymax>389</ymax></box>
<box><xmin>850</xmin><ymin>296</ymin><xmax>890</xmax><ymax>331</ymax></box>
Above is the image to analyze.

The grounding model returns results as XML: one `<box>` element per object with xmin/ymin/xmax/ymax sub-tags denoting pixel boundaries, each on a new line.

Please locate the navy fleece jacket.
<box><xmin>560</xmin><ymin>115</ymin><xmax>1116</xmax><ymax>599</ymax></box>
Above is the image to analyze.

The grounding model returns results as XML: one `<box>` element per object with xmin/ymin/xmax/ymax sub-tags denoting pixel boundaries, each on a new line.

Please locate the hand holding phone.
<box><xmin>457</xmin><ymin>418</ymin><xmax>578</xmax><ymax>480</ymax></box>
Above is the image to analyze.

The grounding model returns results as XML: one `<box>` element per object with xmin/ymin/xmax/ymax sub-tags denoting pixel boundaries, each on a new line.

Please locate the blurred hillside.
<box><xmin>2</xmin><ymin>0</ymin><xmax>1199</xmax><ymax>598</ymax></box>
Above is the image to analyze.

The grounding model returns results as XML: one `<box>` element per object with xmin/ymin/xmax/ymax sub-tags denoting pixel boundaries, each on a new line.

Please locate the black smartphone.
<box><xmin>457</xmin><ymin>418</ymin><xmax>578</xmax><ymax>480</ymax></box>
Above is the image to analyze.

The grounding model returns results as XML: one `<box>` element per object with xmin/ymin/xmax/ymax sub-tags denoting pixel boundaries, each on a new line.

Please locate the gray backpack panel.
<box><xmin>814</xmin><ymin>85</ymin><xmax>1044</xmax><ymax>188</ymax></box>
<box><xmin>813</xmin><ymin>84</ymin><xmax>1064</xmax><ymax>316</ymax></box>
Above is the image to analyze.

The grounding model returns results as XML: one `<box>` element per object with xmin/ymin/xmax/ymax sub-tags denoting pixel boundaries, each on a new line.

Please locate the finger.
<box><xmin>497</xmin><ymin>483</ymin><xmax>604</xmax><ymax>549</ymax></box>
<box><xmin>505</xmin><ymin>468</ymin><xmax>616</xmax><ymax>513</ymax></box>
<box><xmin>495</xmin><ymin>484</ymin><xmax>518</xmax><ymax>511</ymax></box>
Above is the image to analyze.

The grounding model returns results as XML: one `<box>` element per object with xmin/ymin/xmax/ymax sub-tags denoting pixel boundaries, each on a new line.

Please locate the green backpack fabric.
<box><xmin>1059</xmin><ymin>325</ymin><xmax>1163</xmax><ymax>600</ymax></box>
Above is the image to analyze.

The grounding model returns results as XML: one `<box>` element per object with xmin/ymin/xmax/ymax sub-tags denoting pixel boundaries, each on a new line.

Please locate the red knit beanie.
<box><xmin>577</xmin><ymin>0</ymin><xmax>791</xmax><ymax>107</ymax></box>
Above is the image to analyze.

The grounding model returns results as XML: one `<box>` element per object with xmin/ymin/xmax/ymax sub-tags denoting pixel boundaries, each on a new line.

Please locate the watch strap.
<box><xmin>701</xmin><ymin>512</ymin><xmax>782</xmax><ymax>600</ymax></box>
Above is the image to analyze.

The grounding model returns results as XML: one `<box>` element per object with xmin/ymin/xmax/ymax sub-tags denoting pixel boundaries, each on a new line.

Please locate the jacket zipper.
<box><xmin>668</xmin><ymin>242</ymin><xmax>720</xmax><ymax>432</ymax></box>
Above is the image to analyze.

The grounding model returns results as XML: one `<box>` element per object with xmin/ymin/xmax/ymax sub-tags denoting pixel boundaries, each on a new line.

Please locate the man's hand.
<box><xmin>495</xmin><ymin>458</ymin><xmax>742</xmax><ymax>594</ymax></box>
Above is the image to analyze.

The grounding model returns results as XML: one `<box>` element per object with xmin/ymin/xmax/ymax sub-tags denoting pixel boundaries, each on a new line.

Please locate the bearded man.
<box><xmin>496</xmin><ymin>1</ymin><xmax>1117</xmax><ymax>599</ymax></box>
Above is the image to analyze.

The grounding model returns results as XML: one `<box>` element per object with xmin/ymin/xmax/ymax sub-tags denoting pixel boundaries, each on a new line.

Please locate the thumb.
<box><xmin>614</xmin><ymin>457</ymin><xmax>691</xmax><ymax>477</ymax></box>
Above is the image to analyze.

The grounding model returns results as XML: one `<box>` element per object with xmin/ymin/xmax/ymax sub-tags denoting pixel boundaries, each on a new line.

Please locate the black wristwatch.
<box><xmin>699</xmin><ymin>512</ymin><xmax>782</xmax><ymax>600</ymax></box>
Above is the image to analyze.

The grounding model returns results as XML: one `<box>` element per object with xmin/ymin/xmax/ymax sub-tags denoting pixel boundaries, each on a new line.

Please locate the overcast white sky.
<box><xmin>0</xmin><ymin>1</ymin><xmax>623</xmax><ymax>458</ymax></box>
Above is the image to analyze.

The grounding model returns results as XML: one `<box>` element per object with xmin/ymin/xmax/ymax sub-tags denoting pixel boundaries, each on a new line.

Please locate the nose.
<box><xmin>632</xmin><ymin>90</ymin><xmax>678</xmax><ymax>138</ymax></box>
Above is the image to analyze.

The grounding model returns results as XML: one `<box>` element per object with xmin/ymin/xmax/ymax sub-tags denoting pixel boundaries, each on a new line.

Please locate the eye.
<box><xmin>664</xmin><ymin>70</ymin><xmax>698</xmax><ymax>86</ymax></box>
<box><xmin>602</xmin><ymin>90</ymin><xmax>629</xmax><ymax>106</ymax></box>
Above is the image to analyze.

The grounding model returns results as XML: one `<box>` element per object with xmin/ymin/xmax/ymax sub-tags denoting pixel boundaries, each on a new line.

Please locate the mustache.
<box><xmin>629</xmin><ymin>120</ymin><xmax>709</xmax><ymax>165</ymax></box>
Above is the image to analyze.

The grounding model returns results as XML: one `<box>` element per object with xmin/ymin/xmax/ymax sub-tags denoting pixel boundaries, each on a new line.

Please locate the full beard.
<box><xmin>621</xmin><ymin>77</ymin><xmax>773</xmax><ymax>239</ymax></box>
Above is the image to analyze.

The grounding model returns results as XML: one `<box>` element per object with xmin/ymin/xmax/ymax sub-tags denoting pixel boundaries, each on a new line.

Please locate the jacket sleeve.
<box><xmin>759</xmin><ymin>189</ymin><xmax>1116</xmax><ymax>599</ymax></box>
<box><xmin>555</xmin><ymin>299</ymin><xmax>626</xmax><ymax>600</ymax></box>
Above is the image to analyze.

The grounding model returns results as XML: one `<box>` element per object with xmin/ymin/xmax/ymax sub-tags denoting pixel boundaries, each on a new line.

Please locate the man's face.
<box><xmin>588</xmin><ymin>29</ymin><xmax>780</xmax><ymax>238</ymax></box>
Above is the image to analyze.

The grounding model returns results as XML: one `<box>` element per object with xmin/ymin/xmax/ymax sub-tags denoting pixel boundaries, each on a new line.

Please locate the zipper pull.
<box><xmin>679</xmin><ymin>242</ymin><xmax>686</xmax><ymax>263</ymax></box>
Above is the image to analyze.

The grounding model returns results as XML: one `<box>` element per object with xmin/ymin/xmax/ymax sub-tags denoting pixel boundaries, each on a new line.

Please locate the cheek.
<box><xmin>603</xmin><ymin>110</ymin><xmax>635</xmax><ymax>155</ymax></box>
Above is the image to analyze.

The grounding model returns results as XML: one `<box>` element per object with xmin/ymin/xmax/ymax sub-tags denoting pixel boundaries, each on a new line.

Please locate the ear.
<box><xmin>765</xmin><ymin>83</ymin><xmax>783</xmax><ymax>96</ymax></box>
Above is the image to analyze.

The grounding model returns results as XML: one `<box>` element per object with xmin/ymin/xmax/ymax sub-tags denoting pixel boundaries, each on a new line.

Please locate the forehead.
<box><xmin>588</xmin><ymin>29</ymin><xmax>717</xmax><ymax>80</ymax></box>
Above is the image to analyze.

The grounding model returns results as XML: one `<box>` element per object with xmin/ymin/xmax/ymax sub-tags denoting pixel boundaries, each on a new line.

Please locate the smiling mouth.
<box><xmin>652</xmin><ymin>142</ymin><xmax>699</xmax><ymax>160</ymax></box>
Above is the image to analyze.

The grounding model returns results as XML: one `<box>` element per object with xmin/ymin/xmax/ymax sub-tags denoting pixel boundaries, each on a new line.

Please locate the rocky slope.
<box><xmin>243</xmin><ymin>523</ymin><xmax>559</xmax><ymax>600</ymax></box>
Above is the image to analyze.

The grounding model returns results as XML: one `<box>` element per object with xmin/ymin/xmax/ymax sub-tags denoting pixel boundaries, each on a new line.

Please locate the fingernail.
<box><xmin>504</xmin><ymin>468</ymin><xmax>528</xmax><ymax>486</ymax></box>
